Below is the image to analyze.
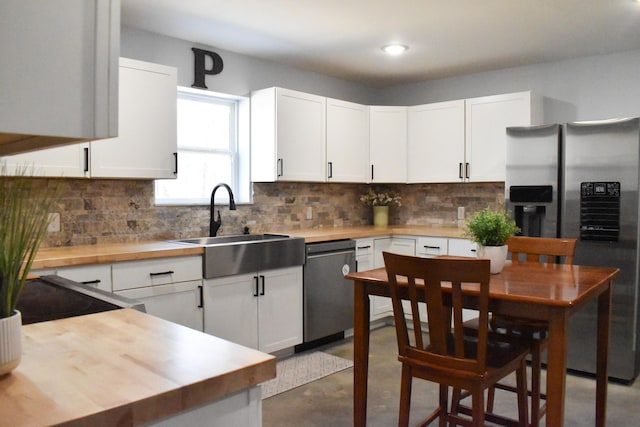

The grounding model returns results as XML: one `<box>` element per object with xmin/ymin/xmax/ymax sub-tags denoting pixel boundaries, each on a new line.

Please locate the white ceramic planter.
<box><xmin>477</xmin><ymin>245</ymin><xmax>508</xmax><ymax>274</ymax></box>
<box><xmin>0</xmin><ymin>310</ymin><xmax>22</xmax><ymax>376</ymax></box>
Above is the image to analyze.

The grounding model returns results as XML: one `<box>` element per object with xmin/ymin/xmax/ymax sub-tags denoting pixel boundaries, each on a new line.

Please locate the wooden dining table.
<box><xmin>346</xmin><ymin>260</ymin><xmax>619</xmax><ymax>427</ymax></box>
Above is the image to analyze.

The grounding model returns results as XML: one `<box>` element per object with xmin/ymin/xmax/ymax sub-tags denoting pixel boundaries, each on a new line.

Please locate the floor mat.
<box><xmin>261</xmin><ymin>351</ymin><xmax>353</xmax><ymax>399</ymax></box>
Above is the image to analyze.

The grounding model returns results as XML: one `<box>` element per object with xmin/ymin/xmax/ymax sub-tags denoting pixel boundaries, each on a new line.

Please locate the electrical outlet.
<box><xmin>306</xmin><ymin>207</ymin><xmax>313</xmax><ymax>220</ymax></box>
<box><xmin>48</xmin><ymin>213</ymin><xmax>60</xmax><ymax>232</ymax></box>
<box><xmin>457</xmin><ymin>206</ymin><xmax>465</xmax><ymax>220</ymax></box>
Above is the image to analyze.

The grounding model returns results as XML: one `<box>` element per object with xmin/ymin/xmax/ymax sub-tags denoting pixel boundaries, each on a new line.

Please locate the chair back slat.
<box><xmin>507</xmin><ymin>236</ymin><xmax>576</xmax><ymax>265</ymax></box>
<box><xmin>383</xmin><ymin>252</ymin><xmax>491</xmax><ymax>375</ymax></box>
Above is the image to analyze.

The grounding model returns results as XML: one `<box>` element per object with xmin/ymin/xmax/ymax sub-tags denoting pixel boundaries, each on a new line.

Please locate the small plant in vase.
<box><xmin>360</xmin><ymin>189</ymin><xmax>402</xmax><ymax>227</ymax></box>
<box><xmin>464</xmin><ymin>207</ymin><xmax>519</xmax><ymax>274</ymax></box>
<box><xmin>0</xmin><ymin>165</ymin><xmax>58</xmax><ymax>375</ymax></box>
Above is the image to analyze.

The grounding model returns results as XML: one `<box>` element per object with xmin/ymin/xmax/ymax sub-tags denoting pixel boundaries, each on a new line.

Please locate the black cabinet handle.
<box><xmin>371</xmin><ymin>165</ymin><xmax>374</xmax><ymax>180</ymax></box>
<box><xmin>173</xmin><ymin>152</ymin><xmax>178</xmax><ymax>175</ymax></box>
<box><xmin>357</xmin><ymin>245</ymin><xmax>371</xmax><ymax>250</ymax></box>
<box><xmin>260</xmin><ymin>275</ymin><xmax>266</xmax><ymax>296</ymax></box>
<box><xmin>277</xmin><ymin>158</ymin><xmax>283</xmax><ymax>177</ymax></box>
<box><xmin>81</xmin><ymin>279</ymin><xmax>101</xmax><ymax>285</ymax></box>
<box><xmin>84</xmin><ymin>147</ymin><xmax>90</xmax><ymax>173</ymax></box>
<box><xmin>253</xmin><ymin>276</ymin><xmax>259</xmax><ymax>297</ymax></box>
<box><xmin>458</xmin><ymin>162</ymin><xmax>463</xmax><ymax>179</ymax></box>
<box><xmin>328</xmin><ymin>161</ymin><xmax>333</xmax><ymax>178</ymax></box>
<box><xmin>198</xmin><ymin>285</ymin><xmax>203</xmax><ymax>308</ymax></box>
<box><xmin>465</xmin><ymin>162</ymin><xmax>470</xmax><ymax>179</ymax></box>
<box><xmin>423</xmin><ymin>245</ymin><xmax>441</xmax><ymax>250</ymax></box>
<box><xmin>149</xmin><ymin>270</ymin><xmax>174</xmax><ymax>277</ymax></box>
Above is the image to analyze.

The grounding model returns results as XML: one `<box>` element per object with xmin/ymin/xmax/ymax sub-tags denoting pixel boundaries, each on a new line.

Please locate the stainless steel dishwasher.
<box><xmin>302</xmin><ymin>239</ymin><xmax>356</xmax><ymax>344</ymax></box>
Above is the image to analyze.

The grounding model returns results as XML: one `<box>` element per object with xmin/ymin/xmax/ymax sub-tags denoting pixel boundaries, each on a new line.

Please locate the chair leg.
<box><xmin>516</xmin><ymin>359</ymin><xmax>529</xmax><ymax>427</ymax></box>
<box><xmin>471</xmin><ymin>389</ymin><xmax>485</xmax><ymax>427</ymax></box>
<box><xmin>438</xmin><ymin>384</ymin><xmax>448</xmax><ymax>427</ymax></box>
<box><xmin>530</xmin><ymin>341</ymin><xmax>542</xmax><ymax>427</ymax></box>
<box><xmin>486</xmin><ymin>385</ymin><xmax>496</xmax><ymax>413</ymax></box>
<box><xmin>399</xmin><ymin>364</ymin><xmax>412</xmax><ymax>427</ymax></box>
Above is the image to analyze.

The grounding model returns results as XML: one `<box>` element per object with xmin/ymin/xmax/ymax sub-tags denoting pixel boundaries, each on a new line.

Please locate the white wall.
<box><xmin>121</xmin><ymin>27</ymin><xmax>379</xmax><ymax>104</ymax></box>
<box><xmin>122</xmin><ymin>27</ymin><xmax>640</xmax><ymax>124</ymax></box>
<box><xmin>380</xmin><ymin>49</ymin><xmax>640</xmax><ymax>123</ymax></box>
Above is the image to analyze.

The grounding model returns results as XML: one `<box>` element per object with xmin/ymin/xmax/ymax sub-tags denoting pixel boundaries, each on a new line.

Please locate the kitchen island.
<box><xmin>0</xmin><ymin>309</ymin><xmax>276</xmax><ymax>427</ymax></box>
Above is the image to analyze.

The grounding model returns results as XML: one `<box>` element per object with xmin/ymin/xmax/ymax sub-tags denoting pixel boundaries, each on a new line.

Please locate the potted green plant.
<box><xmin>464</xmin><ymin>207</ymin><xmax>519</xmax><ymax>274</ymax></box>
<box><xmin>360</xmin><ymin>189</ymin><xmax>402</xmax><ymax>227</ymax></box>
<box><xmin>0</xmin><ymin>165</ymin><xmax>58</xmax><ymax>376</ymax></box>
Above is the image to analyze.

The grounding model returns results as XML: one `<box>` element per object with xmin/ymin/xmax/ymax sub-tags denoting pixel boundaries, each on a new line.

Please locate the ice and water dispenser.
<box><xmin>505</xmin><ymin>124</ymin><xmax>561</xmax><ymax>238</ymax></box>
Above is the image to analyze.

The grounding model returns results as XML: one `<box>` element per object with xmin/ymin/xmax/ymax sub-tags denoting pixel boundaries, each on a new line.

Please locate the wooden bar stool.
<box><xmin>383</xmin><ymin>252</ymin><xmax>530</xmax><ymax>427</ymax></box>
<box><xmin>462</xmin><ymin>236</ymin><xmax>577</xmax><ymax>427</ymax></box>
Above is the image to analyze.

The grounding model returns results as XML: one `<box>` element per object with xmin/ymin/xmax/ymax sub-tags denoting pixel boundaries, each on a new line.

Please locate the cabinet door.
<box><xmin>203</xmin><ymin>274</ymin><xmax>259</xmax><ymax>349</ymax></box>
<box><xmin>369</xmin><ymin>106</ymin><xmax>407</xmax><ymax>183</ymax></box>
<box><xmin>355</xmin><ymin>238</ymin><xmax>374</xmax><ymax>272</ymax></box>
<box><xmin>258</xmin><ymin>266</ymin><xmax>303</xmax><ymax>353</ymax></box>
<box><xmin>116</xmin><ymin>280</ymin><xmax>204</xmax><ymax>331</ymax></box>
<box><xmin>372</xmin><ymin>237</ymin><xmax>416</xmax><ymax>319</ymax></box>
<box><xmin>251</xmin><ymin>87</ymin><xmax>326</xmax><ymax>182</ymax></box>
<box><xmin>0</xmin><ymin>0</ymin><xmax>118</xmax><ymax>154</ymax></box>
<box><xmin>465</xmin><ymin>91</ymin><xmax>540</xmax><ymax>182</ymax></box>
<box><xmin>91</xmin><ymin>58</ymin><xmax>178</xmax><ymax>179</ymax></box>
<box><xmin>56</xmin><ymin>264</ymin><xmax>112</xmax><ymax>292</ymax></box>
<box><xmin>416</xmin><ymin>237</ymin><xmax>448</xmax><ymax>258</ymax></box>
<box><xmin>448</xmin><ymin>238</ymin><xmax>477</xmax><ymax>257</ymax></box>
<box><xmin>408</xmin><ymin>100</ymin><xmax>465</xmax><ymax>183</ymax></box>
<box><xmin>326</xmin><ymin>98</ymin><xmax>369</xmax><ymax>182</ymax></box>
<box><xmin>1</xmin><ymin>142</ymin><xmax>89</xmax><ymax>177</ymax></box>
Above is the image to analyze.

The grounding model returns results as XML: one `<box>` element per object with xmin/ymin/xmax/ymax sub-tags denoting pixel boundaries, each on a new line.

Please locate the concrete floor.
<box><xmin>263</xmin><ymin>325</ymin><xmax>640</xmax><ymax>427</ymax></box>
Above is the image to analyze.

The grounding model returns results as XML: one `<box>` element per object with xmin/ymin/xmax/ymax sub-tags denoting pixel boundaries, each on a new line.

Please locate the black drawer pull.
<box><xmin>149</xmin><ymin>270</ymin><xmax>174</xmax><ymax>277</ymax></box>
<box><xmin>357</xmin><ymin>245</ymin><xmax>372</xmax><ymax>250</ymax></box>
<box><xmin>81</xmin><ymin>279</ymin><xmax>101</xmax><ymax>285</ymax></box>
<box><xmin>423</xmin><ymin>245</ymin><xmax>441</xmax><ymax>250</ymax></box>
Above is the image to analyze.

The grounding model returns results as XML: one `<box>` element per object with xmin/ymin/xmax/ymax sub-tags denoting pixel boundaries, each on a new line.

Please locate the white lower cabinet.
<box><xmin>448</xmin><ymin>238</ymin><xmax>477</xmax><ymax>257</ymax></box>
<box><xmin>203</xmin><ymin>266</ymin><xmax>303</xmax><ymax>354</ymax></box>
<box><xmin>116</xmin><ymin>281</ymin><xmax>204</xmax><ymax>331</ymax></box>
<box><xmin>416</xmin><ymin>236</ymin><xmax>448</xmax><ymax>258</ymax></box>
<box><xmin>372</xmin><ymin>237</ymin><xmax>416</xmax><ymax>320</ymax></box>
<box><xmin>55</xmin><ymin>264</ymin><xmax>113</xmax><ymax>292</ymax></box>
<box><xmin>111</xmin><ymin>255</ymin><xmax>204</xmax><ymax>331</ymax></box>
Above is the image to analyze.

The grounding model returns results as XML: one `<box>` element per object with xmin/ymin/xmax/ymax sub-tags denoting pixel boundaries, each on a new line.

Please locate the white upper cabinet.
<box><xmin>91</xmin><ymin>58</ymin><xmax>178</xmax><ymax>179</ymax></box>
<box><xmin>0</xmin><ymin>0</ymin><xmax>119</xmax><ymax>155</ymax></box>
<box><xmin>326</xmin><ymin>98</ymin><xmax>369</xmax><ymax>182</ymax></box>
<box><xmin>464</xmin><ymin>91</ymin><xmax>542</xmax><ymax>182</ymax></box>
<box><xmin>1</xmin><ymin>143</ymin><xmax>90</xmax><ymax>178</ymax></box>
<box><xmin>408</xmin><ymin>100</ymin><xmax>465</xmax><ymax>183</ymax></box>
<box><xmin>369</xmin><ymin>106</ymin><xmax>407</xmax><ymax>183</ymax></box>
<box><xmin>2</xmin><ymin>58</ymin><xmax>178</xmax><ymax>179</ymax></box>
<box><xmin>251</xmin><ymin>87</ymin><xmax>326</xmax><ymax>182</ymax></box>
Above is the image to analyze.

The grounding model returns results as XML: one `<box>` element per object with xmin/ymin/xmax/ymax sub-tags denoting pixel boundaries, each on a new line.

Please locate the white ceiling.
<box><xmin>121</xmin><ymin>0</ymin><xmax>640</xmax><ymax>87</ymax></box>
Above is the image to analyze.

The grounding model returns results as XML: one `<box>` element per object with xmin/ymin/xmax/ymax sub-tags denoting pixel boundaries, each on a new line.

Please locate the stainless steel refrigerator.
<box><xmin>506</xmin><ymin>118</ymin><xmax>640</xmax><ymax>382</ymax></box>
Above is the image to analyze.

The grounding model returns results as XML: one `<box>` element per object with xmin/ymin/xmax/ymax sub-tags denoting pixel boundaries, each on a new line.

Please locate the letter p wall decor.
<box><xmin>192</xmin><ymin>48</ymin><xmax>223</xmax><ymax>89</ymax></box>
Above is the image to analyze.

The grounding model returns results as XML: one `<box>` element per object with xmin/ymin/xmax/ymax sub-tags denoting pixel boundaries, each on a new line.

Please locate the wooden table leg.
<box><xmin>545</xmin><ymin>309</ymin><xmax>568</xmax><ymax>427</ymax></box>
<box><xmin>595</xmin><ymin>282</ymin><xmax>612</xmax><ymax>427</ymax></box>
<box><xmin>353</xmin><ymin>280</ymin><xmax>371</xmax><ymax>427</ymax></box>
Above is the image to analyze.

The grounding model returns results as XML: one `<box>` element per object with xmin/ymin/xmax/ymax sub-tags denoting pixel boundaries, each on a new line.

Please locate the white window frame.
<box><xmin>155</xmin><ymin>87</ymin><xmax>251</xmax><ymax>206</ymax></box>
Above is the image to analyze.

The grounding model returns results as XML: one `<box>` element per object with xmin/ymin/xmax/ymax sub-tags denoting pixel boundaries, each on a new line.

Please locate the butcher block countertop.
<box><xmin>31</xmin><ymin>241</ymin><xmax>204</xmax><ymax>270</ymax></box>
<box><xmin>31</xmin><ymin>226</ymin><xmax>466</xmax><ymax>269</ymax></box>
<box><xmin>0</xmin><ymin>309</ymin><xmax>276</xmax><ymax>427</ymax></box>
<box><xmin>286</xmin><ymin>225</ymin><xmax>466</xmax><ymax>243</ymax></box>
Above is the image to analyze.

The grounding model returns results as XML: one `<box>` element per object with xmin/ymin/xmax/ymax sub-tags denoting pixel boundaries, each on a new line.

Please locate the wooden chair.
<box><xmin>383</xmin><ymin>251</ymin><xmax>530</xmax><ymax>427</ymax></box>
<box><xmin>463</xmin><ymin>236</ymin><xmax>577</xmax><ymax>427</ymax></box>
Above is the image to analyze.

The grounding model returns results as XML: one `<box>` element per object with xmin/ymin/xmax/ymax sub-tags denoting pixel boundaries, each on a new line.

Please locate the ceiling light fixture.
<box><xmin>382</xmin><ymin>44</ymin><xmax>408</xmax><ymax>55</ymax></box>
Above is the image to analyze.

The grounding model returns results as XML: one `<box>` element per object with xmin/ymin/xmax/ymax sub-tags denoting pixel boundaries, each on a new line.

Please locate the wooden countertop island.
<box><xmin>0</xmin><ymin>309</ymin><xmax>276</xmax><ymax>427</ymax></box>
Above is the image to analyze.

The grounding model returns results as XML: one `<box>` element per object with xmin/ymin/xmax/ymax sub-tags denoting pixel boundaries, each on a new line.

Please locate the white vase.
<box><xmin>373</xmin><ymin>206</ymin><xmax>389</xmax><ymax>227</ymax></box>
<box><xmin>0</xmin><ymin>310</ymin><xmax>22</xmax><ymax>376</ymax></box>
<box><xmin>477</xmin><ymin>245</ymin><xmax>508</xmax><ymax>274</ymax></box>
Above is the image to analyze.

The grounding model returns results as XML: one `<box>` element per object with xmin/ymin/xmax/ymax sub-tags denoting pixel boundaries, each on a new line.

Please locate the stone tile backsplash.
<box><xmin>37</xmin><ymin>179</ymin><xmax>504</xmax><ymax>248</ymax></box>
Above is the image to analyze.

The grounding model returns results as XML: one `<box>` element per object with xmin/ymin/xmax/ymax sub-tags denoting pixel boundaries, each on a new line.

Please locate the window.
<box><xmin>155</xmin><ymin>87</ymin><xmax>250</xmax><ymax>205</ymax></box>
